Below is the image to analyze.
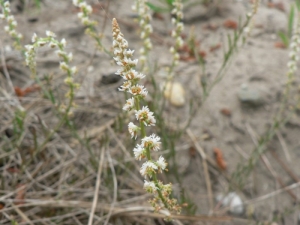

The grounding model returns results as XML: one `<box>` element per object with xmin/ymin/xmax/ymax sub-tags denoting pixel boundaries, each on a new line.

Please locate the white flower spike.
<box><xmin>112</xmin><ymin>18</ymin><xmax>181</xmax><ymax>215</ymax></box>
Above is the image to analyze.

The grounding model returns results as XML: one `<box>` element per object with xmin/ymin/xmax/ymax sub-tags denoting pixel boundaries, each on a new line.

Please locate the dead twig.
<box><xmin>88</xmin><ymin>147</ymin><xmax>105</xmax><ymax>225</ymax></box>
<box><xmin>186</xmin><ymin>128</ymin><xmax>214</xmax><ymax>213</ymax></box>
<box><xmin>104</xmin><ymin>149</ymin><xmax>117</xmax><ymax>225</ymax></box>
<box><xmin>276</xmin><ymin>131</ymin><xmax>291</xmax><ymax>162</ymax></box>
<box><xmin>246</xmin><ymin>181</ymin><xmax>300</xmax><ymax>205</ymax></box>
<box><xmin>270</xmin><ymin>150</ymin><xmax>300</xmax><ymax>183</ymax></box>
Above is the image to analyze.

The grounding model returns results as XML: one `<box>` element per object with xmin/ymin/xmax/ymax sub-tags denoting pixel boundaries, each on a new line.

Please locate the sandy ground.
<box><xmin>1</xmin><ymin>0</ymin><xmax>300</xmax><ymax>224</ymax></box>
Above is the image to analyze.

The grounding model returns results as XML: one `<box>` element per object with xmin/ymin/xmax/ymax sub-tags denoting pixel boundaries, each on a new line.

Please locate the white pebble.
<box><xmin>163</xmin><ymin>81</ymin><xmax>185</xmax><ymax>107</ymax></box>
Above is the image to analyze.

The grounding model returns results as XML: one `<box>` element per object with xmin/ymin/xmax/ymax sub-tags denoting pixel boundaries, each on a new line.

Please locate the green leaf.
<box><xmin>34</xmin><ymin>0</ymin><xmax>41</xmax><ymax>8</ymax></box>
<box><xmin>288</xmin><ymin>6</ymin><xmax>295</xmax><ymax>37</ymax></box>
<box><xmin>227</xmin><ymin>34</ymin><xmax>232</xmax><ymax>49</ymax></box>
<box><xmin>296</xmin><ymin>0</ymin><xmax>300</xmax><ymax>11</ymax></box>
<box><xmin>166</xmin><ymin>0</ymin><xmax>175</xmax><ymax>6</ymax></box>
<box><xmin>146</xmin><ymin>2</ymin><xmax>169</xmax><ymax>13</ymax></box>
<box><xmin>278</xmin><ymin>31</ymin><xmax>289</xmax><ymax>47</ymax></box>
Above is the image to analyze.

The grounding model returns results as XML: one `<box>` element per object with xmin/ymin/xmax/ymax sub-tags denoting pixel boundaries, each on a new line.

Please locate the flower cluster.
<box><xmin>112</xmin><ymin>18</ymin><xmax>181</xmax><ymax>215</ymax></box>
<box><xmin>132</xmin><ymin>0</ymin><xmax>153</xmax><ymax>66</ymax></box>
<box><xmin>170</xmin><ymin>0</ymin><xmax>184</xmax><ymax>66</ymax></box>
<box><xmin>243</xmin><ymin>0</ymin><xmax>260</xmax><ymax>39</ymax></box>
<box><xmin>0</xmin><ymin>0</ymin><xmax>23</xmax><ymax>50</ymax></box>
<box><xmin>72</xmin><ymin>0</ymin><xmax>107</xmax><ymax>52</ymax></box>
<box><xmin>25</xmin><ymin>31</ymin><xmax>79</xmax><ymax>116</ymax></box>
<box><xmin>72</xmin><ymin>0</ymin><xmax>96</xmax><ymax>27</ymax></box>
<box><xmin>287</xmin><ymin>14</ymin><xmax>300</xmax><ymax>75</ymax></box>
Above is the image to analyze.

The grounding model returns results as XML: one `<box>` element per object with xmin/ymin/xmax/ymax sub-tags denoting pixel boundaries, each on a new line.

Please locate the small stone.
<box><xmin>101</xmin><ymin>73</ymin><xmax>122</xmax><ymax>85</ymax></box>
<box><xmin>4</xmin><ymin>45</ymin><xmax>12</xmax><ymax>52</ymax></box>
<box><xmin>238</xmin><ymin>83</ymin><xmax>265</xmax><ymax>106</ymax></box>
<box><xmin>163</xmin><ymin>81</ymin><xmax>185</xmax><ymax>107</ymax></box>
<box><xmin>216</xmin><ymin>192</ymin><xmax>244</xmax><ymax>216</ymax></box>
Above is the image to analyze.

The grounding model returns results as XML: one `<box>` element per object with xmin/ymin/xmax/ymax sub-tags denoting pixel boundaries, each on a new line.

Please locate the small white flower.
<box><xmin>170</xmin><ymin>46</ymin><xmax>175</xmax><ymax>54</ymax></box>
<box><xmin>140</xmin><ymin>161</ymin><xmax>157</xmax><ymax>177</ymax></box>
<box><xmin>145</xmin><ymin>24</ymin><xmax>153</xmax><ymax>33</ymax></box>
<box><xmin>77</xmin><ymin>12</ymin><xmax>84</xmax><ymax>19</ymax></box>
<box><xmin>9</xmin><ymin>30</ymin><xmax>16</xmax><ymax>36</ymax></box>
<box><xmin>140</xmin><ymin>55</ymin><xmax>146</xmax><ymax>64</ymax></box>
<box><xmin>60</xmin><ymin>38</ymin><xmax>67</xmax><ymax>47</ymax></box>
<box><xmin>288</xmin><ymin>61</ymin><xmax>296</xmax><ymax>69</ymax></box>
<box><xmin>128</xmin><ymin>85</ymin><xmax>148</xmax><ymax>97</ymax></box>
<box><xmin>60</xmin><ymin>62</ymin><xmax>69</xmax><ymax>71</ymax></box>
<box><xmin>128</xmin><ymin>122</ymin><xmax>139</xmax><ymax>139</ymax></box>
<box><xmin>67</xmin><ymin>52</ymin><xmax>73</xmax><ymax>62</ymax></box>
<box><xmin>118</xmin><ymin>81</ymin><xmax>132</xmax><ymax>92</ymax></box>
<box><xmin>139</xmin><ymin>48</ymin><xmax>145</xmax><ymax>55</ymax></box>
<box><xmin>72</xmin><ymin>0</ymin><xmax>79</xmax><ymax>6</ymax></box>
<box><xmin>81</xmin><ymin>17</ymin><xmax>90</xmax><ymax>25</ymax></box>
<box><xmin>124</xmin><ymin>49</ymin><xmax>135</xmax><ymax>57</ymax></box>
<box><xmin>115</xmin><ymin>68</ymin><xmax>124</xmax><ymax>76</ymax></box>
<box><xmin>133</xmin><ymin>144</ymin><xmax>145</xmax><ymax>160</ymax></box>
<box><xmin>144</xmin><ymin>180</ymin><xmax>158</xmax><ymax>193</ymax></box>
<box><xmin>79</xmin><ymin>2</ymin><xmax>88</xmax><ymax>8</ymax></box>
<box><xmin>171</xmin><ymin>17</ymin><xmax>176</xmax><ymax>25</ymax></box>
<box><xmin>142</xmin><ymin>134</ymin><xmax>161</xmax><ymax>151</ymax></box>
<box><xmin>45</xmin><ymin>30</ymin><xmax>56</xmax><ymax>38</ymax></box>
<box><xmin>120</xmin><ymin>39</ymin><xmax>129</xmax><ymax>49</ymax></box>
<box><xmin>70</xmin><ymin>66</ymin><xmax>78</xmax><ymax>75</ymax></box>
<box><xmin>0</xmin><ymin>14</ymin><xmax>4</xmax><ymax>19</ymax></box>
<box><xmin>7</xmin><ymin>15</ymin><xmax>14</xmax><ymax>23</ymax></box>
<box><xmin>144</xmin><ymin>38</ymin><xmax>152</xmax><ymax>49</ymax></box>
<box><xmin>156</xmin><ymin>156</ymin><xmax>167</xmax><ymax>171</ymax></box>
<box><xmin>135</xmin><ymin>106</ymin><xmax>156</xmax><ymax>126</ymax></box>
<box><xmin>116</xmin><ymin>60</ymin><xmax>124</xmax><ymax>66</ymax></box>
<box><xmin>243</xmin><ymin>27</ymin><xmax>250</xmax><ymax>35</ymax></box>
<box><xmin>140</xmin><ymin>19</ymin><xmax>145</xmax><ymax>27</ymax></box>
<box><xmin>177</xmin><ymin>22</ymin><xmax>184</xmax><ymax>32</ymax></box>
<box><xmin>25</xmin><ymin>44</ymin><xmax>34</xmax><ymax>51</ymax></box>
<box><xmin>49</xmin><ymin>41</ymin><xmax>58</xmax><ymax>48</ymax></box>
<box><xmin>172</xmin><ymin>30</ymin><xmax>177</xmax><ymax>38</ymax></box>
<box><xmin>64</xmin><ymin>77</ymin><xmax>74</xmax><ymax>85</ymax></box>
<box><xmin>122</xmin><ymin>69</ymin><xmax>145</xmax><ymax>81</ymax></box>
<box><xmin>32</xmin><ymin>33</ymin><xmax>38</xmax><ymax>43</ymax></box>
<box><xmin>85</xmin><ymin>5</ymin><xmax>93</xmax><ymax>14</ymax></box>
<box><xmin>56</xmin><ymin>50</ymin><xmax>67</xmax><ymax>58</ymax></box>
<box><xmin>11</xmin><ymin>20</ymin><xmax>17</xmax><ymax>27</ymax></box>
<box><xmin>123</xmin><ymin>57</ymin><xmax>138</xmax><ymax>67</ymax></box>
<box><xmin>4</xmin><ymin>1</ymin><xmax>10</xmax><ymax>7</ymax></box>
<box><xmin>176</xmin><ymin>37</ymin><xmax>184</xmax><ymax>47</ymax></box>
<box><xmin>123</xmin><ymin>97</ymin><xmax>135</xmax><ymax>111</ymax></box>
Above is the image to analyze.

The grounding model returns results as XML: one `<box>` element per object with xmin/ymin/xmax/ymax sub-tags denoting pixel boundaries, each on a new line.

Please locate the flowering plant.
<box><xmin>25</xmin><ymin>31</ymin><xmax>79</xmax><ymax>117</ymax></box>
<box><xmin>112</xmin><ymin>18</ymin><xmax>181</xmax><ymax>215</ymax></box>
<box><xmin>0</xmin><ymin>0</ymin><xmax>23</xmax><ymax>50</ymax></box>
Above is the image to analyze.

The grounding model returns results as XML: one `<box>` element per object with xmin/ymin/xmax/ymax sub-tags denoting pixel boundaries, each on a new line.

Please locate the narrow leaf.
<box><xmin>288</xmin><ymin>6</ymin><xmax>295</xmax><ymax>37</ymax></box>
<box><xmin>146</xmin><ymin>2</ymin><xmax>169</xmax><ymax>13</ymax></box>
